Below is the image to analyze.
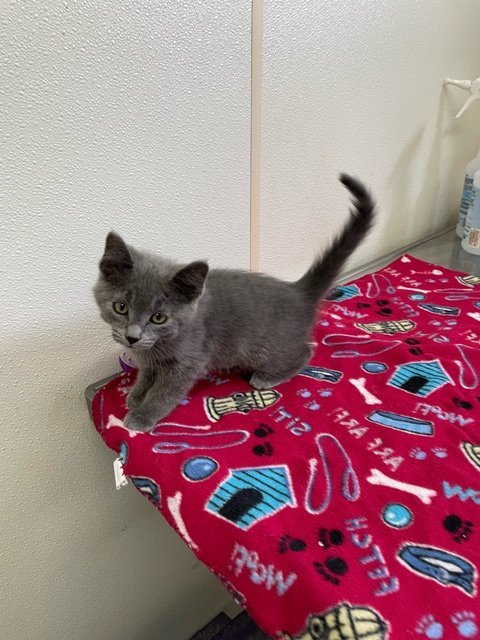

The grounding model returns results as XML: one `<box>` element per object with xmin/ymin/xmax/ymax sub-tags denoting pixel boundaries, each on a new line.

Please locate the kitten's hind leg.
<box><xmin>249</xmin><ymin>373</ymin><xmax>287</xmax><ymax>390</ymax></box>
<box><xmin>250</xmin><ymin>344</ymin><xmax>312</xmax><ymax>390</ymax></box>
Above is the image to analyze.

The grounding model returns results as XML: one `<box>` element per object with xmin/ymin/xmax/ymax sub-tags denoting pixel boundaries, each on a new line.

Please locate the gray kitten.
<box><xmin>94</xmin><ymin>174</ymin><xmax>374</xmax><ymax>431</ymax></box>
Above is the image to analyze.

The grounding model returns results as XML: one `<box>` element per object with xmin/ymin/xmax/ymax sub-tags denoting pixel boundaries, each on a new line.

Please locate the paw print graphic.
<box><xmin>405</xmin><ymin>337</ymin><xmax>424</xmax><ymax>356</ymax></box>
<box><xmin>318</xmin><ymin>389</ymin><xmax>332</xmax><ymax>397</ymax></box>
<box><xmin>318</xmin><ymin>528</ymin><xmax>344</xmax><ymax>549</ymax></box>
<box><xmin>453</xmin><ymin>397</ymin><xmax>473</xmax><ymax>410</ymax></box>
<box><xmin>415</xmin><ymin>614</ymin><xmax>444</xmax><ymax>639</ymax></box>
<box><xmin>252</xmin><ymin>423</ymin><xmax>274</xmax><ymax>456</ymax></box>
<box><xmin>296</xmin><ymin>388</ymin><xmax>312</xmax><ymax>398</ymax></box>
<box><xmin>410</xmin><ymin>447</ymin><xmax>427</xmax><ymax>460</ymax></box>
<box><xmin>376</xmin><ymin>299</ymin><xmax>393</xmax><ymax>316</ymax></box>
<box><xmin>278</xmin><ymin>535</ymin><xmax>307</xmax><ymax>554</ymax></box>
<box><xmin>313</xmin><ymin>557</ymin><xmax>348</xmax><ymax>585</ymax></box>
<box><xmin>254</xmin><ymin>424</ymin><xmax>274</xmax><ymax>438</ymax></box>
<box><xmin>443</xmin><ymin>514</ymin><xmax>474</xmax><ymax>544</ymax></box>
<box><xmin>252</xmin><ymin>442</ymin><xmax>273</xmax><ymax>456</ymax></box>
<box><xmin>451</xmin><ymin>611</ymin><xmax>478</xmax><ymax>638</ymax></box>
<box><xmin>304</xmin><ymin>400</ymin><xmax>321</xmax><ymax>411</ymax></box>
<box><xmin>410</xmin><ymin>447</ymin><xmax>447</xmax><ymax>461</ymax></box>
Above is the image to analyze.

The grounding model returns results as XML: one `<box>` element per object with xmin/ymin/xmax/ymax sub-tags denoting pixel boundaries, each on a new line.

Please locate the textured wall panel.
<box><xmin>0</xmin><ymin>2</ymin><xmax>250</xmax><ymax>639</ymax></box>
<box><xmin>259</xmin><ymin>0</ymin><xmax>480</xmax><ymax>280</ymax></box>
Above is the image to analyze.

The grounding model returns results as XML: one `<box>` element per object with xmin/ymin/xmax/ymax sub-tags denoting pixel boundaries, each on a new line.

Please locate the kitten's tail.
<box><xmin>295</xmin><ymin>174</ymin><xmax>375</xmax><ymax>301</ymax></box>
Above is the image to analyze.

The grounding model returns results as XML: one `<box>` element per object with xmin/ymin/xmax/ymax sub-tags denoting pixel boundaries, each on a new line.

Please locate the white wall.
<box><xmin>0</xmin><ymin>2</ymin><xmax>250</xmax><ymax>640</ymax></box>
<box><xmin>3</xmin><ymin>2</ymin><xmax>480</xmax><ymax>640</ymax></box>
<box><xmin>259</xmin><ymin>0</ymin><xmax>480</xmax><ymax>279</ymax></box>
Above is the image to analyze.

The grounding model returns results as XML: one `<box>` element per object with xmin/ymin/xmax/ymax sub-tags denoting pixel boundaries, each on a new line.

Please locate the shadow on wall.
<box><xmin>387</xmin><ymin>124</ymin><xmax>427</xmax><ymax>245</ymax></box>
<box><xmin>1</xmin><ymin>324</ymin><xmax>230</xmax><ymax>640</ymax></box>
<box><xmin>386</xmin><ymin>87</ymin><xmax>479</xmax><ymax>246</ymax></box>
<box><xmin>387</xmin><ymin>89</ymin><xmax>454</xmax><ymax>245</ymax></box>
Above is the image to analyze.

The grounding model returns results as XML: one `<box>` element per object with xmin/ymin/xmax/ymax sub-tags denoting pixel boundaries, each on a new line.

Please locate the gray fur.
<box><xmin>93</xmin><ymin>174</ymin><xmax>375</xmax><ymax>431</ymax></box>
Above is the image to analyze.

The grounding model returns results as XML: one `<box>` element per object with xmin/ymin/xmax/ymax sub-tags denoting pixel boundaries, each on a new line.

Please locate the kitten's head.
<box><xmin>93</xmin><ymin>232</ymin><xmax>208</xmax><ymax>351</ymax></box>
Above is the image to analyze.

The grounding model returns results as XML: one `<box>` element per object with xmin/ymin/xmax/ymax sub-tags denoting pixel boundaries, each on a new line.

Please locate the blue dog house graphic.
<box><xmin>326</xmin><ymin>284</ymin><xmax>361</xmax><ymax>302</ymax></box>
<box><xmin>388</xmin><ymin>359</ymin><xmax>452</xmax><ymax>397</ymax></box>
<box><xmin>206</xmin><ymin>465</ymin><xmax>296</xmax><ymax>530</ymax></box>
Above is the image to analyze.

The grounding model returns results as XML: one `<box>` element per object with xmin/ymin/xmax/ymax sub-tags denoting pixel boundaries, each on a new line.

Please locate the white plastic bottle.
<box><xmin>456</xmin><ymin>150</ymin><xmax>480</xmax><ymax>237</ymax></box>
<box><xmin>462</xmin><ymin>168</ymin><xmax>480</xmax><ymax>254</ymax></box>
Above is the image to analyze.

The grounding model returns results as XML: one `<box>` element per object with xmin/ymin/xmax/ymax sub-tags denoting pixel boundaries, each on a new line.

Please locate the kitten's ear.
<box><xmin>99</xmin><ymin>232</ymin><xmax>133</xmax><ymax>283</ymax></box>
<box><xmin>170</xmin><ymin>261</ymin><xmax>209</xmax><ymax>302</ymax></box>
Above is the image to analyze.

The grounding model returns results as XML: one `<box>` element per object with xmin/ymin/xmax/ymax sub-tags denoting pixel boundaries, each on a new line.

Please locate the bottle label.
<box><xmin>468</xmin><ymin>228</ymin><xmax>480</xmax><ymax>249</ymax></box>
<box><xmin>464</xmin><ymin>184</ymin><xmax>480</xmax><ymax>243</ymax></box>
<box><xmin>459</xmin><ymin>175</ymin><xmax>474</xmax><ymax>224</ymax></box>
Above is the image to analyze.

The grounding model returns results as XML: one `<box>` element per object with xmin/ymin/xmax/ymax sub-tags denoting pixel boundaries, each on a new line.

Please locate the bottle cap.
<box><xmin>444</xmin><ymin>77</ymin><xmax>480</xmax><ymax>118</ymax></box>
<box><xmin>473</xmin><ymin>168</ymin><xmax>480</xmax><ymax>188</ymax></box>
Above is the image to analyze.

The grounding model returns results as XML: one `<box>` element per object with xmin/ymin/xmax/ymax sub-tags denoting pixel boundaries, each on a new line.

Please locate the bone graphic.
<box><xmin>366</xmin><ymin>468</ymin><xmax>437</xmax><ymax>505</ymax></box>
<box><xmin>349</xmin><ymin>377</ymin><xmax>382</xmax><ymax>405</ymax></box>
<box><xmin>106</xmin><ymin>413</ymin><xmax>140</xmax><ymax>437</ymax></box>
<box><xmin>167</xmin><ymin>491</ymin><xmax>199</xmax><ymax>551</ymax></box>
<box><xmin>397</xmin><ymin>286</ymin><xmax>429</xmax><ymax>293</ymax></box>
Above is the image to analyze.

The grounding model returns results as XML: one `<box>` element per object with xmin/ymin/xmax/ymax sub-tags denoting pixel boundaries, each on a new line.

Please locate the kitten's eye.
<box><xmin>113</xmin><ymin>301</ymin><xmax>129</xmax><ymax>315</ymax></box>
<box><xmin>150</xmin><ymin>312</ymin><xmax>168</xmax><ymax>325</ymax></box>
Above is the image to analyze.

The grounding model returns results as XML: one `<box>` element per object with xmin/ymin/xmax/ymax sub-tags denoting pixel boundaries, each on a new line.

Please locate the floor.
<box><xmin>189</xmin><ymin>611</ymin><xmax>270</xmax><ymax>640</ymax></box>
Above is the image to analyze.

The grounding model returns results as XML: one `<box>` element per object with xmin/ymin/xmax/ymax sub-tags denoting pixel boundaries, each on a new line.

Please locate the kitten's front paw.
<box><xmin>124</xmin><ymin>411</ymin><xmax>155</xmax><ymax>432</ymax></box>
<box><xmin>126</xmin><ymin>390</ymin><xmax>143</xmax><ymax>410</ymax></box>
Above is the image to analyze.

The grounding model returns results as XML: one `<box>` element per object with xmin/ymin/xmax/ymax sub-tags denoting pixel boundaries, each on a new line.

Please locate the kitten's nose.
<box><xmin>126</xmin><ymin>335</ymin><xmax>140</xmax><ymax>345</ymax></box>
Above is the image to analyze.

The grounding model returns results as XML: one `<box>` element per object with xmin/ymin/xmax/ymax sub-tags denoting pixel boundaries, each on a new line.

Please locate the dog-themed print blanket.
<box><xmin>92</xmin><ymin>255</ymin><xmax>480</xmax><ymax>639</ymax></box>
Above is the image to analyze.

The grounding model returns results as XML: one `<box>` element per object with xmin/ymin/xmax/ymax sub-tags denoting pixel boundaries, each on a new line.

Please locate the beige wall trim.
<box><xmin>250</xmin><ymin>0</ymin><xmax>263</xmax><ymax>272</ymax></box>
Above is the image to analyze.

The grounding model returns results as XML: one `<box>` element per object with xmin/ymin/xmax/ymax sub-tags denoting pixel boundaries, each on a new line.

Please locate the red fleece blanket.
<box><xmin>92</xmin><ymin>256</ymin><xmax>480</xmax><ymax>640</ymax></box>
